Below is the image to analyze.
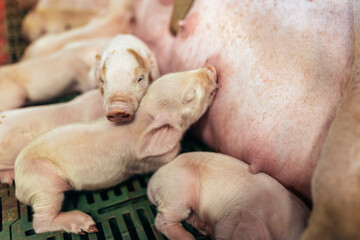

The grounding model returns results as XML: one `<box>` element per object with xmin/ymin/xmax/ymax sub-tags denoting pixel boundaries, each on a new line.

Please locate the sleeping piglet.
<box><xmin>14</xmin><ymin>66</ymin><xmax>217</xmax><ymax>234</ymax></box>
<box><xmin>0</xmin><ymin>90</ymin><xmax>104</xmax><ymax>185</ymax></box>
<box><xmin>147</xmin><ymin>152</ymin><xmax>310</xmax><ymax>240</ymax></box>
<box><xmin>95</xmin><ymin>34</ymin><xmax>159</xmax><ymax>122</ymax></box>
<box><xmin>0</xmin><ymin>38</ymin><xmax>110</xmax><ymax>111</ymax></box>
<box><xmin>22</xmin><ymin>0</ymin><xmax>109</xmax><ymax>41</ymax></box>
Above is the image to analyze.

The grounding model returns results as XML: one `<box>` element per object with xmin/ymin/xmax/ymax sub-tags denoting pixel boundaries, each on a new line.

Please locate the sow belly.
<box><xmin>134</xmin><ymin>0</ymin><xmax>355</xmax><ymax>198</ymax></box>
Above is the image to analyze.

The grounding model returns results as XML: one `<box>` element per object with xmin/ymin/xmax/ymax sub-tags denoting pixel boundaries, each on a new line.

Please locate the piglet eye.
<box><xmin>137</xmin><ymin>75</ymin><xmax>144</xmax><ymax>83</ymax></box>
<box><xmin>99</xmin><ymin>78</ymin><xmax>104</xmax><ymax>84</ymax></box>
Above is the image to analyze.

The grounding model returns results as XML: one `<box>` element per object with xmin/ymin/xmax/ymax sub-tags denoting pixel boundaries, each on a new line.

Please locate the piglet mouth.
<box><xmin>106</xmin><ymin>103</ymin><xmax>135</xmax><ymax>123</ymax></box>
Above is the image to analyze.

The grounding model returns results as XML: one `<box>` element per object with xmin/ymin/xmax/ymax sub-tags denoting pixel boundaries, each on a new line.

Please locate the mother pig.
<box><xmin>133</xmin><ymin>0</ymin><xmax>359</xmax><ymax>198</ymax></box>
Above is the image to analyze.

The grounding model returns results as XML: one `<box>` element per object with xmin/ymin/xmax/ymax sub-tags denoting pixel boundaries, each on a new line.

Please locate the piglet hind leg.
<box><xmin>15</xmin><ymin>159</ymin><xmax>97</xmax><ymax>234</ymax></box>
<box><xmin>155</xmin><ymin>206</ymin><xmax>195</xmax><ymax>240</ymax></box>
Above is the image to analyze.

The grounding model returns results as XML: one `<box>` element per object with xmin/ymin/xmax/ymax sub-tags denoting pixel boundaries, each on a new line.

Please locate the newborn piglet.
<box><xmin>95</xmin><ymin>34</ymin><xmax>159</xmax><ymax>122</ymax></box>
<box><xmin>0</xmin><ymin>38</ymin><xmax>110</xmax><ymax>111</ymax></box>
<box><xmin>22</xmin><ymin>0</ymin><xmax>110</xmax><ymax>41</ymax></box>
<box><xmin>0</xmin><ymin>34</ymin><xmax>158</xmax><ymax>184</ymax></box>
<box><xmin>148</xmin><ymin>152</ymin><xmax>310</xmax><ymax>240</ymax></box>
<box><xmin>14</xmin><ymin>66</ymin><xmax>217</xmax><ymax>234</ymax></box>
<box><xmin>21</xmin><ymin>0</ymin><xmax>134</xmax><ymax>60</ymax></box>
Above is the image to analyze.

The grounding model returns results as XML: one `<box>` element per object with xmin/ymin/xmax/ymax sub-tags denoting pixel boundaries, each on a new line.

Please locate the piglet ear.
<box><xmin>147</xmin><ymin>52</ymin><xmax>160</xmax><ymax>82</ymax></box>
<box><xmin>232</xmin><ymin>209</ymin><xmax>272</xmax><ymax>240</ymax></box>
<box><xmin>136</xmin><ymin>117</ymin><xmax>182</xmax><ymax>159</ymax></box>
<box><xmin>94</xmin><ymin>54</ymin><xmax>102</xmax><ymax>81</ymax></box>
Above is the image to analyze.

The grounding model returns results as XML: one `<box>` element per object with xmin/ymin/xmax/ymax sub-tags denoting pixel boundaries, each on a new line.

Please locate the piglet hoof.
<box><xmin>70</xmin><ymin>215</ymin><xmax>98</xmax><ymax>234</ymax></box>
<box><xmin>77</xmin><ymin>224</ymin><xmax>98</xmax><ymax>235</ymax></box>
<box><xmin>48</xmin><ymin>210</ymin><xmax>98</xmax><ymax>234</ymax></box>
<box><xmin>86</xmin><ymin>225</ymin><xmax>99</xmax><ymax>233</ymax></box>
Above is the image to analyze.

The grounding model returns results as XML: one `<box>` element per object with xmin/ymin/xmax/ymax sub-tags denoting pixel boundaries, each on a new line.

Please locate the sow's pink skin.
<box><xmin>133</xmin><ymin>0</ymin><xmax>360</xmax><ymax>198</ymax></box>
<box><xmin>301</xmin><ymin>26</ymin><xmax>360</xmax><ymax>239</ymax></box>
<box><xmin>147</xmin><ymin>152</ymin><xmax>309</xmax><ymax>240</ymax></box>
<box><xmin>21</xmin><ymin>0</ymin><xmax>134</xmax><ymax>60</ymax></box>
<box><xmin>14</xmin><ymin>66</ymin><xmax>217</xmax><ymax>234</ymax></box>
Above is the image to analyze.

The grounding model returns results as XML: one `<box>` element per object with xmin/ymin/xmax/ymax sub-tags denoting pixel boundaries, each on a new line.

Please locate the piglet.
<box><xmin>0</xmin><ymin>90</ymin><xmax>104</xmax><ymax>185</ymax></box>
<box><xmin>148</xmin><ymin>152</ymin><xmax>310</xmax><ymax>240</ymax></box>
<box><xmin>95</xmin><ymin>34</ymin><xmax>159</xmax><ymax>122</ymax></box>
<box><xmin>22</xmin><ymin>0</ymin><xmax>109</xmax><ymax>41</ymax></box>
<box><xmin>14</xmin><ymin>66</ymin><xmax>217</xmax><ymax>234</ymax></box>
<box><xmin>0</xmin><ymin>34</ymin><xmax>158</xmax><ymax>184</ymax></box>
<box><xmin>0</xmin><ymin>38</ymin><xmax>110</xmax><ymax>110</ymax></box>
<box><xmin>21</xmin><ymin>0</ymin><xmax>134</xmax><ymax>60</ymax></box>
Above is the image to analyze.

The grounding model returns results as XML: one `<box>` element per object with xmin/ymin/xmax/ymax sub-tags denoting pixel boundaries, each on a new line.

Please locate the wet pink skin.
<box><xmin>133</xmin><ymin>0</ymin><xmax>356</xmax><ymax>199</ymax></box>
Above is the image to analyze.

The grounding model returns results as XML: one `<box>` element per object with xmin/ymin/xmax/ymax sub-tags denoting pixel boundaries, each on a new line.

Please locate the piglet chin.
<box><xmin>106</xmin><ymin>103</ymin><xmax>135</xmax><ymax>123</ymax></box>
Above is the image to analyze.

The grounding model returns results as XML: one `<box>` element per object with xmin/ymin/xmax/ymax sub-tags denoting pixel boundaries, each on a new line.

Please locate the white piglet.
<box><xmin>95</xmin><ymin>34</ymin><xmax>160</xmax><ymax>122</ymax></box>
<box><xmin>148</xmin><ymin>152</ymin><xmax>310</xmax><ymax>240</ymax></box>
<box><xmin>14</xmin><ymin>66</ymin><xmax>217</xmax><ymax>234</ymax></box>
<box><xmin>0</xmin><ymin>38</ymin><xmax>110</xmax><ymax>111</ymax></box>
<box><xmin>0</xmin><ymin>90</ymin><xmax>104</xmax><ymax>184</ymax></box>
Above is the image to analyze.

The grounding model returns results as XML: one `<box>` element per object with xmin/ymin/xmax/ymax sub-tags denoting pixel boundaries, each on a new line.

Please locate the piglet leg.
<box><xmin>186</xmin><ymin>212</ymin><xmax>213</xmax><ymax>237</ymax></box>
<box><xmin>33</xmin><ymin>193</ymin><xmax>98</xmax><ymax>234</ymax></box>
<box><xmin>16</xmin><ymin>159</ymin><xmax>98</xmax><ymax>234</ymax></box>
<box><xmin>155</xmin><ymin>207</ymin><xmax>195</xmax><ymax>240</ymax></box>
<box><xmin>0</xmin><ymin>80</ymin><xmax>27</xmax><ymax>110</ymax></box>
<box><xmin>44</xmin><ymin>211</ymin><xmax>98</xmax><ymax>234</ymax></box>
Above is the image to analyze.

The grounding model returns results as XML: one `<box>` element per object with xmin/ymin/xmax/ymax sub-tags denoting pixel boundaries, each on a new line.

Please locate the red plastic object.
<box><xmin>0</xmin><ymin>0</ymin><xmax>8</xmax><ymax>64</ymax></box>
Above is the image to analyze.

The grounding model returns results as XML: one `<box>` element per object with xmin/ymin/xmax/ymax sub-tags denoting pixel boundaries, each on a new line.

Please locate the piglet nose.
<box><xmin>106</xmin><ymin>103</ymin><xmax>134</xmax><ymax>123</ymax></box>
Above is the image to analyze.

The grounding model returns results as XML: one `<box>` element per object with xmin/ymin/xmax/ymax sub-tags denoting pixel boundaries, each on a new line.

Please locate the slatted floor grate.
<box><xmin>0</xmin><ymin>163</ymin><xmax>211</xmax><ymax>240</ymax></box>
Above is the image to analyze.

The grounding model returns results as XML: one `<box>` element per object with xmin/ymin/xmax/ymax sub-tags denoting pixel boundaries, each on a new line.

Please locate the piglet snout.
<box><xmin>106</xmin><ymin>102</ymin><xmax>136</xmax><ymax>123</ymax></box>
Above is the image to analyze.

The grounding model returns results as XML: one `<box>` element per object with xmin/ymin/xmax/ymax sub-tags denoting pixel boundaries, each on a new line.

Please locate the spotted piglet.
<box><xmin>95</xmin><ymin>34</ymin><xmax>160</xmax><ymax>122</ymax></box>
<box><xmin>14</xmin><ymin>66</ymin><xmax>217</xmax><ymax>234</ymax></box>
<box><xmin>147</xmin><ymin>152</ymin><xmax>310</xmax><ymax>240</ymax></box>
